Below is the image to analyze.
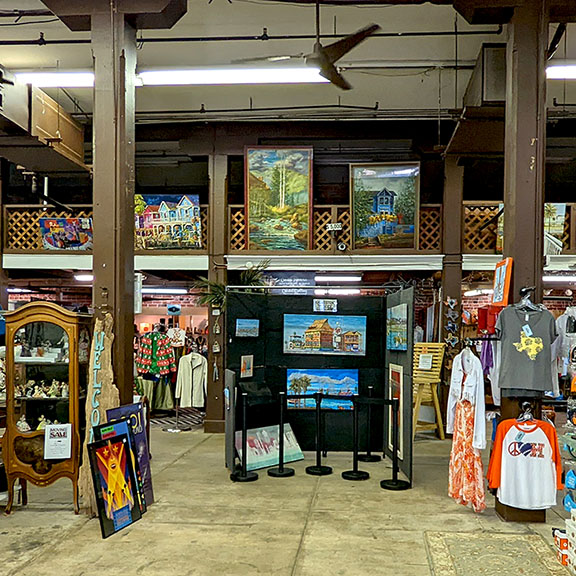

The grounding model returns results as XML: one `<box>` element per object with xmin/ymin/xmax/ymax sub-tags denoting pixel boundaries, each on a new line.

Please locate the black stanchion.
<box><xmin>306</xmin><ymin>392</ymin><xmax>332</xmax><ymax>476</ymax></box>
<box><xmin>230</xmin><ymin>392</ymin><xmax>259</xmax><ymax>483</ymax></box>
<box><xmin>358</xmin><ymin>385</ymin><xmax>382</xmax><ymax>463</ymax></box>
<box><xmin>381</xmin><ymin>398</ymin><xmax>410</xmax><ymax>491</ymax></box>
<box><xmin>342</xmin><ymin>396</ymin><xmax>370</xmax><ymax>481</ymax></box>
<box><xmin>268</xmin><ymin>391</ymin><xmax>295</xmax><ymax>478</ymax></box>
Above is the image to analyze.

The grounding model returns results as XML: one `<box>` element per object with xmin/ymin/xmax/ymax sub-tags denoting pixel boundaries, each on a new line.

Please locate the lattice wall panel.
<box><xmin>229</xmin><ymin>208</ymin><xmax>246</xmax><ymax>251</ymax></box>
<box><xmin>562</xmin><ymin>209</ymin><xmax>571</xmax><ymax>252</ymax></box>
<box><xmin>463</xmin><ymin>205</ymin><xmax>499</xmax><ymax>253</ymax></box>
<box><xmin>313</xmin><ymin>209</ymin><xmax>333</xmax><ymax>251</ymax></box>
<box><xmin>200</xmin><ymin>206</ymin><xmax>208</xmax><ymax>249</ymax></box>
<box><xmin>7</xmin><ymin>209</ymin><xmax>92</xmax><ymax>250</ymax></box>
<box><xmin>337</xmin><ymin>208</ymin><xmax>352</xmax><ymax>249</ymax></box>
<box><xmin>419</xmin><ymin>206</ymin><xmax>442</xmax><ymax>251</ymax></box>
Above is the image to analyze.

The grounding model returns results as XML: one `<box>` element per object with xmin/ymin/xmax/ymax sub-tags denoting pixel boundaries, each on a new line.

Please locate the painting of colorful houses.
<box><xmin>287</xmin><ymin>369</ymin><xmax>359</xmax><ymax>410</ymax></box>
<box><xmin>351</xmin><ymin>163</ymin><xmax>419</xmax><ymax>249</ymax></box>
<box><xmin>245</xmin><ymin>147</ymin><xmax>312</xmax><ymax>250</ymax></box>
<box><xmin>283</xmin><ymin>314</ymin><xmax>367</xmax><ymax>356</ymax></box>
<box><xmin>134</xmin><ymin>194</ymin><xmax>202</xmax><ymax>250</ymax></box>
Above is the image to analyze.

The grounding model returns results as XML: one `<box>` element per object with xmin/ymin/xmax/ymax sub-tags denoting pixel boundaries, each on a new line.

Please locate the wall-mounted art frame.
<box><xmin>351</xmin><ymin>162</ymin><xmax>420</xmax><ymax>250</ymax></box>
<box><xmin>39</xmin><ymin>217</ymin><xmax>93</xmax><ymax>251</ymax></box>
<box><xmin>245</xmin><ymin>147</ymin><xmax>313</xmax><ymax>250</ymax></box>
<box><xmin>287</xmin><ymin>368</ymin><xmax>359</xmax><ymax>410</ymax></box>
<box><xmin>387</xmin><ymin>363</ymin><xmax>404</xmax><ymax>460</ymax></box>
<box><xmin>492</xmin><ymin>257</ymin><xmax>513</xmax><ymax>307</ymax></box>
<box><xmin>387</xmin><ymin>303</ymin><xmax>408</xmax><ymax>351</ymax></box>
<box><xmin>283</xmin><ymin>314</ymin><xmax>367</xmax><ymax>356</ymax></box>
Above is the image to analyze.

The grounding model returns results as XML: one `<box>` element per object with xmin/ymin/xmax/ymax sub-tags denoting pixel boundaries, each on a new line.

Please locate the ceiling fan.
<box><xmin>234</xmin><ymin>2</ymin><xmax>381</xmax><ymax>90</ymax></box>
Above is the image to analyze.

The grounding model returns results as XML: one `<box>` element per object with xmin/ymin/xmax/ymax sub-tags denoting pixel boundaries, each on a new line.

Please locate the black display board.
<box><xmin>384</xmin><ymin>287</ymin><xmax>414</xmax><ymax>484</ymax></box>
<box><xmin>226</xmin><ymin>292</ymin><xmax>386</xmax><ymax>453</ymax></box>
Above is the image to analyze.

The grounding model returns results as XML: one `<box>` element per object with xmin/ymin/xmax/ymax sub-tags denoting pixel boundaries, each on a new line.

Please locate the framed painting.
<box><xmin>39</xmin><ymin>217</ymin><xmax>93</xmax><ymax>251</ymax></box>
<box><xmin>283</xmin><ymin>314</ymin><xmax>367</xmax><ymax>356</ymax></box>
<box><xmin>235</xmin><ymin>423</ymin><xmax>304</xmax><ymax>471</ymax></box>
<box><xmin>351</xmin><ymin>163</ymin><xmax>420</xmax><ymax>250</ymax></box>
<box><xmin>88</xmin><ymin>434</ymin><xmax>142</xmax><ymax>539</ymax></box>
<box><xmin>287</xmin><ymin>368</ymin><xmax>359</xmax><ymax>410</ymax></box>
<box><xmin>245</xmin><ymin>147</ymin><xmax>313</xmax><ymax>250</ymax></box>
<box><xmin>387</xmin><ymin>303</ymin><xmax>408</xmax><ymax>351</ymax></box>
<box><xmin>387</xmin><ymin>363</ymin><xmax>404</xmax><ymax>460</ymax></box>
<box><xmin>492</xmin><ymin>257</ymin><xmax>513</xmax><ymax>307</ymax></box>
<box><xmin>134</xmin><ymin>194</ymin><xmax>202</xmax><ymax>250</ymax></box>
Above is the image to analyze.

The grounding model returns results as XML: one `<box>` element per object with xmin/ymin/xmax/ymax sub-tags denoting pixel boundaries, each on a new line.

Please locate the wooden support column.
<box><xmin>0</xmin><ymin>162</ymin><xmax>8</xmax><ymax>312</ymax></box>
<box><xmin>91</xmin><ymin>13</ymin><xmax>136</xmax><ymax>404</ymax></box>
<box><xmin>204</xmin><ymin>154</ymin><xmax>228</xmax><ymax>433</ymax></box>
<box><xmin>441</xmin><ymin>157</ymin><xmax>464</xmax><ymax>356</ymax></box>
<box><xmin>503</xmin><ymin>0</ymin><xmax>548</xmax><ymax>303</ymax></box>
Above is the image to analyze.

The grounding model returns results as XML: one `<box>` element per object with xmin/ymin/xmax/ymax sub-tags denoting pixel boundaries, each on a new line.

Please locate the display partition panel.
<box><xmin>384</xmin><ymin>287</ymin><xmax>415</xmax><ymax>484</ymax></box>
<box><xmin>226</xmin><ymin>291</ymin><xmax>388</xmax><ymax>454</ymax></box>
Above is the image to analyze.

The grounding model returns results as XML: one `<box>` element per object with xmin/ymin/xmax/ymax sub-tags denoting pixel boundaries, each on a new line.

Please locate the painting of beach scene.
<box><xmin>245</xmin><ymin>147</ymin><xmax>312</xmax><ymax>250</ymax></box>
<box><xmin>287</xmin><ymin>369</ymin><xmax>359</xmax><ymax>410</ymax></box>
<box><xmin>387</xmin><ymin>304</ymin><xmax>408</xmax><ymax>351</ymax></box>
<box><xmin>283</xmin><ymin>314</ymin><xmax>367</xmax><ymax>356</ymax></box>
<box><xmin>351</xmin><ymin>163</ymin><xmax>419</xmax><ymax>249</ymax></box>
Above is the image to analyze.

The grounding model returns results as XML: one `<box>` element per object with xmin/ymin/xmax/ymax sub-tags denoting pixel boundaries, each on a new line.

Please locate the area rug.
<box><xmin>426</xmin><ymin>531</ymin><xmax>567</xmax><ymax>576</ymax></box>
<box><xmin>150</xmin><ymin>407</ymin><xmax>204</xmax><ymax>430</ymax></box>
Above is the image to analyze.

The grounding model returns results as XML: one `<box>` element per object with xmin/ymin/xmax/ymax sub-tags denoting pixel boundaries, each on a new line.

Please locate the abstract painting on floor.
<box><xmin>245</xmin><ymin>147</ymin><xmax>313</xmax><ymax>250</ymax></box>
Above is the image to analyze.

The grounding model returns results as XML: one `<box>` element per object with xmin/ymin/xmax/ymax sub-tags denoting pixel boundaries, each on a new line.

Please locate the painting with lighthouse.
<box><xmin>245</xmin><ymin>147</ymin><xmax>313</xmax><ymax>250</ymax></box>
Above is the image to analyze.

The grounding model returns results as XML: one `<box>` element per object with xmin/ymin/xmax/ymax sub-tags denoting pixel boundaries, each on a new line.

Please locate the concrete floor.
<box><xmin>0</xmin><ymin>430</ymin><xmax>569</xmax><ymax>576</ymax></box>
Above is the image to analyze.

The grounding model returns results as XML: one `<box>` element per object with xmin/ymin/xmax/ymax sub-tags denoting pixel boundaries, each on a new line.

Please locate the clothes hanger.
<box><xmin>516</xmin><ymin>401</ymin><xmax>535</xmax><ymax>422</ymax></box>
<box><xmin>514</xmin><ymin>286</ymin><xmax>541</xmax><ymax>312</ymax></box>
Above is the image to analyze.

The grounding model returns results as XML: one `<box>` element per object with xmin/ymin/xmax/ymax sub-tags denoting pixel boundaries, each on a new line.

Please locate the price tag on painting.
<box><xmin>326</xmin><ymin>223</ymin><xmax>343</xmax><ymax>231</ymax></box>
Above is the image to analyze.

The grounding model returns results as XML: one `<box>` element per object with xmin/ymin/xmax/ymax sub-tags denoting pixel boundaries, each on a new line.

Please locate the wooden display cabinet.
<box><xmin>1</xmin><ymin>302</ymin><xmax>91</xmax><ymax>514</ymax></box>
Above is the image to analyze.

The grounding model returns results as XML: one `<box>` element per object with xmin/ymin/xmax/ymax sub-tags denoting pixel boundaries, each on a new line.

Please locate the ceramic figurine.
<box><xmin>16</xmin><ymin>414</ymin><xmax>31</xmax><ymax>432</ymax></box>
<box><xmin>36</xmin><ymin>415</ymin><xmax>49</xmax><ymax>430</ymax></box>
<box><xmin>48</xmin><ymin>380</ymin><xmax>60</xmax><ymax>397</ymax></box>
<box><xmin>61</xmin><ymin>382</ymin><xmax>69</xmax><ymax>398</ymax></box>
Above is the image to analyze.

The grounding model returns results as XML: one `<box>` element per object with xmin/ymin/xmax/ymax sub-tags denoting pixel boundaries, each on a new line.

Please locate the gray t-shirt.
<box><xmin>495</xmin><ymin>306</ymin><xmax>557</xmax><ymax>392</ymax></box>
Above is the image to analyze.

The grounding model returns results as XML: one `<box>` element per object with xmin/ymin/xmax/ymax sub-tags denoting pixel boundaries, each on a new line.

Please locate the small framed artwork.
<box><xmin>492</xmin><ymin>257</ymin><xmax>513</xmax><ymax>307</ymax></box>
<box><xmin>240</xmin><ymin>355</ymin><xmax>254</xmax><ymax>379</ymax></box>
<box><xmin>236</xmin><ymin>319</ymin><xmax>260</xmax><ymax>338</ymax></box>
<box><xmin>388</xmin><ymin>363</ymin><xmax>404</xmax><ymax>460</ymax></box>
<box><xmin>88</xmin><ymin>434</ymin><xmax>143</xmax><ymax>539</ymax></box>
<box><xmin>351</xmin><ymin>162</ymin><xmax>420</xmax><ymax>250</ymax></box>
<box><xmin>387</xmin><ymin>304</ymin><xmax>408</xmax><ymax>351</ymax></box>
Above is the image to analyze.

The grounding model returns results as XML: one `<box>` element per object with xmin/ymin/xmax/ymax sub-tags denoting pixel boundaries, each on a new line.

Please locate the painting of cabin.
<box><xmin>134</xmin><ymin>194</ymin><xmax>202</xmax><ymax>250</ymax></box>
<box><xmin>245</xmin><ymin>147</ymin><xmax>313</xmax><ymax>250</ymax></box>
<box><xmin>351</xmin><ymin>163</ymin><xmax>419</xmax><ymax>249</ymax></box>
<box><xmin>283</xmin><ymin>314</ymin><xmax>367</xmax><ymax>356</ymax></box>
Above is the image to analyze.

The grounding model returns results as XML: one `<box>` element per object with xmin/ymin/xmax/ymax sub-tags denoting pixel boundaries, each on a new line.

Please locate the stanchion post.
<box><xmin>358</xmin><ymin>386</ymin><xmax>381</xmax><ymax>463</ymax></box>
<box><xmin>381</xmin><ymin>398</ymin><xmax>410</xmax><ymax>491</ymax></box>
<box><xmin>306</xmin><ymin>392</ymin><xmax>332</xmax><ymax>476</ymax></box>
<box><xmin>230</xmin><ymin>392</ymin><xmax>258</xmax><ymax>483</ymax></box>
<box><xmin>268</xmin><ymin>391</ymin><xmax>295</xmax><ymax>478</ymax></box>
<box><xmin>342</xmin><ymin>396</ymin><xmax>369</xmax><ymax>481</ymax></box>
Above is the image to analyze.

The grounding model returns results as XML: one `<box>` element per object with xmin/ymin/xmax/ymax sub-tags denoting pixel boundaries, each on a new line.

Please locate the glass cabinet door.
<box><xmin>13</xmin><ymin>321</ymin><xmax>71</xmax><ymax>432</ymax></box>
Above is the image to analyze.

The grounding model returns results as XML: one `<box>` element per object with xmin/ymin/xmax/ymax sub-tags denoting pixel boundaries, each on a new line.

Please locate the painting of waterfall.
<box><xmin>245</xmin><ymin>147</ymin><xmax>313</xmax><ymax>250</ymax></box>
<box><xmin>351</xmin><ymin>163</ymin><xmax>419</xmax><ymax>250</ymax></box>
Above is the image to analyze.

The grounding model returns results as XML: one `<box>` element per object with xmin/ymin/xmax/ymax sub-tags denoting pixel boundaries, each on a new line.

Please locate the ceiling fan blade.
<box><xmin>231</xmin><ymin>53</ymin><xmax>304</xmax><ymax>65</ymax></box>
<box><xmin>322</xmin><ymin>23</ymin><xmax>381</xmax><ymax>64</ymax></box>
<box><xmin>319</xmin><ymin>62</ymin><xmax>352</xmax><ymax>91</ymax></box>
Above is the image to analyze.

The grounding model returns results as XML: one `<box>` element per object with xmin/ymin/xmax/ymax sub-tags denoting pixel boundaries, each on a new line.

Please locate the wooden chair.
<box><xmin>412</xmin><ymin>343</ymin><xmax>446</xmax><ymax>441</ymax></box>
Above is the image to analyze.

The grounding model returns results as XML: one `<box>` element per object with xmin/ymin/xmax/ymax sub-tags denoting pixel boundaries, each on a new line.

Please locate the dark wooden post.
<box><xmin>204</xmin><ymin>154</ymin><xmax>228</xmax><ymax>433</ymax></box>
<box><xmin>90</xmin><ymin>12</ymin><xmax>136</xmax><ymax>404</ymax></box>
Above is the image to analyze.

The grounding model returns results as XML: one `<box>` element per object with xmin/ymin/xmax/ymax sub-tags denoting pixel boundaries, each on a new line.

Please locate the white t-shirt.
<box><xmin>487</xmin><ymin>419</ymin><xmax>563</xmax><ymax>510</ymax></box>
<box><xmin>167</xmin><ymin>327</ymin><xmax>186</xmax><ymax>348</ymax></box>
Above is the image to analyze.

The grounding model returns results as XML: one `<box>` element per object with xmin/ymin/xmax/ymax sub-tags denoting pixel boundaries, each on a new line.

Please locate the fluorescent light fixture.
<box><xmin>314</xmin><ymin>288</ymin><xmax>361</xmax><ymax>296</ymax></box>
<box><xmin>142</xmin><ymin>287</ymin><xmax>188</xmax><ymax>295</ymax></box>
<box><xmin>7</xmin><ymin>288</ymin><xmax>32</xmax><ymax>293</ymax></box>
<box><xmin>546</xmin><ymin>65</ymin><xmax>576</xmax><ymax>80</ymax></box>
<box><xmin>314</xmin><ymin>275</ymin><xmax>362</xmax><ymax>283</ymax></box>
<box><xmin>138</xmin><ymin>67</ymin><xmax>328</xmax><ymax>86</ymax></box>
<box><xmin>463</xmin><ymin>288</ymin><xmax>494</xmax><ymax>297</ymax></box>
<box><xmin>74</xmin><ymin>274</ymin><xmax>94</xmax><ymax>282</ymax></box>
<box><xmin>15</xmin><ymin>71</ymin><xmax>95</xmax><ymax>87</ymax></box>
<box><xmin>542</xmin><ymin>275</ymin><xmax>576</xmax><ymax>283</ymax></box>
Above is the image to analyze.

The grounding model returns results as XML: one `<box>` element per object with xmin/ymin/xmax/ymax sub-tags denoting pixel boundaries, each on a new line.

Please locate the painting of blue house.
<box><xmin>351</xmin><ymin>163</ymin><xmax>419</xmax><ymax>250</ymax></box>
